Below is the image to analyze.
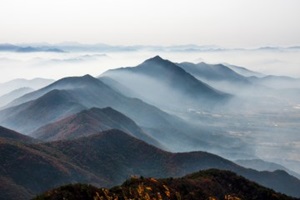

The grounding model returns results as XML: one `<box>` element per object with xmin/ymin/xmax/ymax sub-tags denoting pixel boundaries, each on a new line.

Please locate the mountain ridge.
<box><xmin>1</xmin><ymin>129</ymin><xmax>300</xmax><ymax>199</ymax></box>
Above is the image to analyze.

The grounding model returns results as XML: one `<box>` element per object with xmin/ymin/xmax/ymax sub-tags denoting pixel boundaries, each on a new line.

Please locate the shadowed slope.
<box><xmin>31</xmin><ymin>107</ymin><xmax>162</xmax><ymax>148</ymax></box>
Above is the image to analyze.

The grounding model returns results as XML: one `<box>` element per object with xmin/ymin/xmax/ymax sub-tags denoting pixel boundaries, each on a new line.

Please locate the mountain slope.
<box><xmin>224</xmin><ymin>63</ymin><xmax>265</xmax><ymax>77</ymax></box>
<box><xmin>236</xmin><ymin>159</ymin><xmax>300</xmax><ymax>180</ymax></box>
<box><xmin>0</xmin><ymin>90</ymin><xmax>86</xmax><ymax>133</ymax></box>
<box><xmin>102</xmin><ymin>56</ymin><xmax>230</xmax><ymax>110</ymax></box>
<box><xmin>0</xmin><ymin>87</ymin><xmax>34</xmax><ymax>107</ymax></box>
<box><xmin>1</xmin><ymin>74</ymin><xmax>225</xmax><ymax>153</ymax></box>
<box><xmin>0</xmin><ymin>139</ymin><xmax>106</xmax><ymax>200</ymax></box>
<box><xmin>31</xmin><ymin>107</ymin><xmax>162</xmax><ymax>148</ymax></box>
<box><xmin>249</xmin><ymin>75</ymin><xmax>300</xmax><ymax>89</ymax></box>
<box><xmin>1</xmin><ymin>129</ymin><xmax>300</xmax><ymax>199</ymax></box>
<box><xmin>178</xmin><ymin>62</ymin><xmax>249</xmax><ymax>83</ymax></box>
<box><xmin>34</xmin><ymin>169</ymin><xmax>298</xmax><ymax>200</ymax></box>
<box><xmin>46</xmin><ymin>130</ymin><xmax>300</xmax><ymax>198</ymax></box>
<box><xmin>0</xmin><ymin>78</ymin><xmax>54</xmax><ymax>96</ymax></box>
<box><xmin>0</xmin><ymin>126</ymin><xmax>34</xmax><ymax>143</ymax></box>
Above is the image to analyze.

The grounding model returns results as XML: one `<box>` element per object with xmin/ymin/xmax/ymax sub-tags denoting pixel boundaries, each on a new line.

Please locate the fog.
<box><xmin>1</xmin><ymin>48</ymin><xmax>300</xmax><ymax>174</ymax></box>
<box><xmin>1</xmin><ymin>48</ymin><xmax>300</xmax><ymax>83</ymax></box>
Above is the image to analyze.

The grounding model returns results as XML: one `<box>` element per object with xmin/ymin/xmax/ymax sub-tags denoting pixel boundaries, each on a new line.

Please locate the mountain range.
<box><xmin>2</xmin><ymin>43</ymin><xmax>300</xmax><ymax>53</ymax></box>
<box><xmin>102</xmin><ymin>56</ymin><xmax>230</xmax><ymax>111</ymax></box>
<box><xmin>1</xmin><ymin>128</ymin><xmax>300</xmax><ymax>199</ymax></box>
<box><xmin>0</xmin><ymin>44</ymin><xmax>64</xmax><ymax>53</ymax></box>
<box><xmin>31</xmin><ymin>107</ymin><xmax>161</xmax><ymax>148</ymax></box>
<box><xmin>0</xmin><ymin>78</ymin><xmax>54</xmax><ymax>97</ymax></box>
<box><xmin>0</xmin><ymin>73</ymin><xmax>244</xmax><ymax>155</ymax></box>
<box><xmin>0</xmin><ymin>56</ymin><xmax>300</xmax><ymax>199</ymax></box>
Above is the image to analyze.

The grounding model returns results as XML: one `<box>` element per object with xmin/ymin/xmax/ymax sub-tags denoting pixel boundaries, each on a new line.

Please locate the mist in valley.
<box><xmin>1</xmin><ymin>46</ymin><xmax>300</xmax><ymax>174</ymax></box>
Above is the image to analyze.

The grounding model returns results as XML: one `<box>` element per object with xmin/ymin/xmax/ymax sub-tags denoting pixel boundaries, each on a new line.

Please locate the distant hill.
<box><xmin>249</xmin><ymin>75</ymin><xmax>300</xmax><ymax>89</ymax></box>
<box><xmin>178</xmin><ymin>62</ymin><xmax>249</xmax><ymax>83</ymax></box>
<box><xmin>0</xmin><ymin>89</ymin><xmax>86</xmax><ymax>133</ymax></box>
<box><xmin>0</xmin><ymin>43</ymin><xmax>64</xmax><ymax>53</ymax></box>
<box><xmin>31</xmin><ymin>107</ymin><xmax>162</xmax><ymax>148</ymax></box>
<box><xmin>34</xmin><ymin>169</ymin><xmax>298</xmax><ymax>200</ymax></box>
<box><xmin>0</xmin><ymin>87</ymin><xmax>34</xmax><ymax>107</ymax></box>
<box><xmin>224</xmin><ymin>63</ymin><xmax>265</xmax><ymax>77</ymax></box>
<box><xmin>102</xmin><ymin>56</ymin><xmax>230</xmax><ymax>110</ymax></box>
<box><xmin>236</xmin><ymin>159</ymin><xmax>300</xmax><ymax>180</ymax></box>
<box><xmin>0</xmin><ymin>78</ymin><xmax>54</xmax><ymax>97</ymax></box>
<box><xmin>1</xmin><ymin>129</ymin><xmax>300</xmax><ymax>199</ymax></box>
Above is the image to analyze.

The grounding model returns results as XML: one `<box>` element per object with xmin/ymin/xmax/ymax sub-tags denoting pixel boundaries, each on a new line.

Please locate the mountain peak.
<box><xmin>144</xmin><ymin>55</ymin><xmax>165</xmax><ymax>63</ymax></box>
<box><xmin>82</xmin><ymin>74</ymin><xmax>94</xmax><ymax>79</ymax></box>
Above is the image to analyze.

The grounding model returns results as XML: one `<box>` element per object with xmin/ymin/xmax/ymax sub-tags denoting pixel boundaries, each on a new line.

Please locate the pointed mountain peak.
<box><xmin>144</xmin><ymin>55</ymin><xmax>165</xmax><ymax>63</ymax></box>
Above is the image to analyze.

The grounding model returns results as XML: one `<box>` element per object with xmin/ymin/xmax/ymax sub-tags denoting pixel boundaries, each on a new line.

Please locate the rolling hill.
<box><xmin>1</xmin><ymin>129</ymin><xmax>300</xmax><ymax>199</ymax></box>
<box><xmin>177</xmin><ymin>62</ymin><xmax>249</xmax><ymax>83</ymax></box>
<box><xmin>1</xmin><ymin>74</ymin><xmax>235</xmax><ymax>154</ymax></box>
<box><xmin>31</xmin><ymin>107</ymin><xmax>162</xmax><ymax>148</ymax></box>
<box><xmin>0</xmin><ymin>89</ymin><xmax>86</xmax><ymax>134</ymax></box>
<box><xmin>0</xmin><ymin>87</ymin><xmax>34</xmax><ymax>108</ymax></box>
<box><xmin>0</xmin><ymin>78</ymin><xmax>54</xmax><ymax>97</ymax></box>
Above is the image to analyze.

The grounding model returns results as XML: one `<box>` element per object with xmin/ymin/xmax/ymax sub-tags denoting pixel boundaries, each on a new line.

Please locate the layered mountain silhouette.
<box><xmin>1</xmin><ymin>129</ymin><xmax>300</xmax><ymax>199</ymax></box>
<box><xmin>250</xmin><ymin>75</ymin><xmax>300</xmax><ymax>89</ymax></box>
<box><xmin>236</xmin><ymin>159</ymin><xmax>300</xmax><ymax>180</ymax></box>
<box><xmin>102</xmin><ymin>56</ymin><xmax>230</xmax><ymax>110</ymax></box>
<box><xmin>1</xmin><ymin>56</ymin><xmax>299</xmax><ymax>200</ymax></box>
<box><xmin>177</xmin><ymin>62</ymin><xmax>249</xmax><ymax>83</ymax></box>
<box><xmin>0</xmin><ymin>78</ymin><xmax>53</xmax><ymax>97</ymax></box>
<box><xmin>31</xmin><ymin>107</ymin><xmax>161</xmax><ymax>148</ymax></box>
<box><xmin>0</xmin><ymin>43</ymin><xmax>64</xmax><ymax>53</ymax></box>
<box><xmin>0</xmin><ymin>87</ymin><xmax>34</xmax><ymax>108</ymax></box>
<box><xmin>1</xmin><ymin>74</ymin><xmax>217</xmax><ymax>153</ymax></box>
<box><xmin>224</xmin><ymin>63</ymin><xmax>265</xmax><ymax>77</ymax></box>
<box><xmin>0</xmin><ymin>89</ymin><xmax>86</xmax><ymax>133</ymax></box>
<box><xmin>34</xmin><ymin>169</ymin><xmax>298</xmax><ymax>200</ymax></box>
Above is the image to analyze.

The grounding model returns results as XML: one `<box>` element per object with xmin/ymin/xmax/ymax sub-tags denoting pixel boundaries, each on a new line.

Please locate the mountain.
<box><xmin>102</xmin><ymin>56</ymin><xmax>230</xmax><ymax>110</ymax></box>
<box><xmin>176</xmin><ymin>62</ymin><xmax>262</xmax><ymax>95</ymax></box>
<box><xmin>1</xmin><ymin>75</ymin><xmax>214</xmax><ymax>153</ymax></box>
<box><xmin>34</xmin><ymin>169</ymin><xmax>298</xmax><ymax>200</ymax></box>
<box><xmin>1</xmin><ymin>129</ymin><xmax>300</xmax><ymax>199</ymax></box>
<box><xmin>0</xmin><ymin>43</ymin><xmax>19</xmax><ymax>51</ymax></box>
<box><xmin>0</xmin><ymin>78</ymin><xmax>54</xmax><ymax>97</ymax></box>
<box><xmin>31</xmin><ymin>107</ymin><xmax>162</xmax><ymax>148</ymax></box>
<box><xmin>0</xmin><ymin>126</ymin><xmax>33</xmax><ymax>143</ymax></box>
<box><xmin>99</xmin><ymin>76</ymin><xmax>140</xmax><ymax>98</ymax></box>
<box><xmin>236</xmin><ymin>159</ymin><xmax>300</xmax><ymax>180</ymax></box>
<box><xmin>0</xmin><ymin>138</ymin><xmax>106</xmax><ymax>200</ymax></box>
<box><xmin>16</xmin><ymin>47</ymin><xmax>64</xmax><ymax>53</ymax></box>
<box><xmin>0</xmin><ymin>89</ymin><xmax>86</xmax><ymax>133</ymax></box>
<box><xmin>0</xmin><ymin>43</ymin><xmax>64</xmax><ymax>53</ymax></box>
<box><xmin>177</xmin><ymin>62</ymin><xmax>249</xmax><ymax>83</ymax></box>
<box><xmin>249</xmin><ymin>75</ymin><xmax>300</xmax><ymax>89</ymax></box>
<box><xmin>44</xmin><ymin>130</ymin><xmax>300</xmax><ymax>198</ymax></box>
<box><xmin>0</xmin><ymin>87</ymin><xmax>34</xmax><ymax>107</ymax></box>
<box><xmin>224</xmin><ymin>63</ymin><xmax>265</xmax><ymax>77</ymax></box>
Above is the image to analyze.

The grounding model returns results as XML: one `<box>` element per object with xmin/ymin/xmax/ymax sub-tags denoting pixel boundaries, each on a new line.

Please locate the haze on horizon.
<box><xmin>1</xmin><ymin>0</ymin><xmax>300</xmax><ymax>82</ymax></box>
<box><xmin>0</xmin><ymin>0</ymin><xmax>300</xmax><ymax>48</ymax></box>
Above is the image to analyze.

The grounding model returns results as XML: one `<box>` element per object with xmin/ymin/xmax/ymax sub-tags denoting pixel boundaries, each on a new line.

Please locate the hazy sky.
<box><xmin>0</xmin><ymin>0</ymin><xmax>300</xmax><ymax>47</ymax></box>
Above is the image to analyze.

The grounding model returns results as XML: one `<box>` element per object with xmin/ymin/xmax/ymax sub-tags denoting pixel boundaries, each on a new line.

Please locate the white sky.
<box><xmin>0</xmin><ymin>0</ymin><xmax>300</xmax><ymax>47</ymax></box>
